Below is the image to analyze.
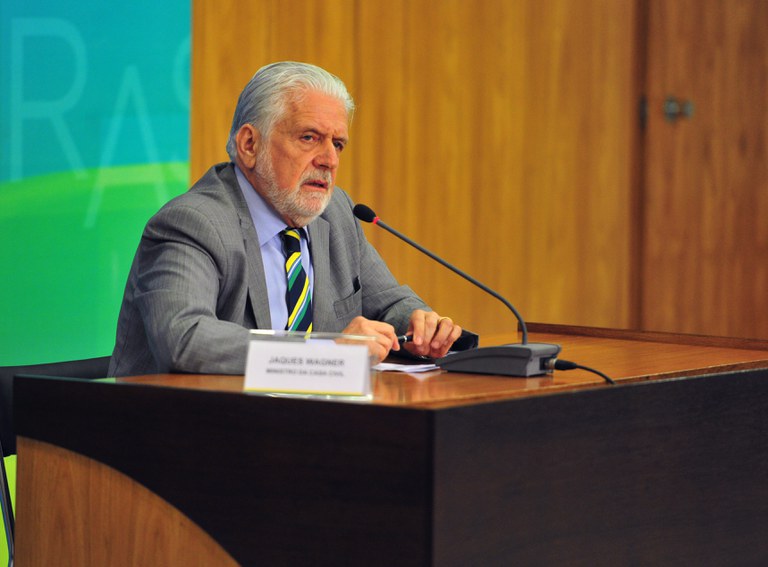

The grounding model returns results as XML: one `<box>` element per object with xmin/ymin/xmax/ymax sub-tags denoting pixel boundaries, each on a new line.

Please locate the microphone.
<box><xmin>352</xmin><ymin>203</ymin><xmax>561</xmax><ymax>377</ymax></box>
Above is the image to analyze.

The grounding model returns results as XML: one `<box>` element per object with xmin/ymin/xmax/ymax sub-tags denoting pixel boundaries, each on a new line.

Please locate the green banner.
<box><xmin>0</xmin><ymin>2</ymin><xmax>191</xmax><ymax>366</ymax></box>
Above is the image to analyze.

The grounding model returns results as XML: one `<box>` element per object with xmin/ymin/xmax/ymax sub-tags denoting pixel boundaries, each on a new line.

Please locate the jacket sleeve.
<box><xmin>131</xmin><ymin>203</ymin><xmax>252</xmax><ymax>374</ymax></box>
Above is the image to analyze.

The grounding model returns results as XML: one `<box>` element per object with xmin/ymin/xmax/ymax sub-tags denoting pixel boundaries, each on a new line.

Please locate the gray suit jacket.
<box><xmin>109</xmin><ymin>163</ymin><xmax>427</xmax><ymax>376</ymax></box>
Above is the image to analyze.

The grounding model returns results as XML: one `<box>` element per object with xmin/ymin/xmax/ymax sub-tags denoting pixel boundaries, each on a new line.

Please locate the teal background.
<box><xmin>0</xmin><ymin>2</ymin><xmax>191</xmax><ymax>366</ymax></box>
<box><xmin>1</xmin><ymin>3</ymin><xmax>191</xmax><ymax>562</ymax></box>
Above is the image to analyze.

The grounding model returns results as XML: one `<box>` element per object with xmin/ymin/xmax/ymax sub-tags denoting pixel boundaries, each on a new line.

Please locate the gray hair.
<box><xmin>226</xmin><ymin>61</ymin><xmax>355</xmax><ymax>160</ymax></box>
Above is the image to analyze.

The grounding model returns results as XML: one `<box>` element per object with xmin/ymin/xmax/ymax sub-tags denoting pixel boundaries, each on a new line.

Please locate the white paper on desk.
<box><xmin>373</xmin><ymin>362</ymin><xmax>439</xmax><ymax>373</ymax></box>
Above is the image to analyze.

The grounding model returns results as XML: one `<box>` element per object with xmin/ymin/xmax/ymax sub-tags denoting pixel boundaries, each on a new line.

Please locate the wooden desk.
<box><xmin>14</xmin><ymin>325</ymin><xmax>768</xmax><ymax>565</ymax></box>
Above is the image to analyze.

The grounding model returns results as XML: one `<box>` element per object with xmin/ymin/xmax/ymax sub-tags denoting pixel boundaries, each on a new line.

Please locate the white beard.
<box><xmin>255</xmin><ymin>147</ymin><xmax>333</xmax><ymax>227</ymax></box>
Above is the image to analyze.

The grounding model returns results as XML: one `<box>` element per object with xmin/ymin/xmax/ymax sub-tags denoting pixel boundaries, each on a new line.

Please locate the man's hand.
<box><xmin>403</xmin><ymin>309</ymin><xmax>462</xmax><ymax>359</ymax></box>
<box><xmin>342</xmin><ymin>316</ymin><xmax>400</xmax><ymax>364</ymax></box>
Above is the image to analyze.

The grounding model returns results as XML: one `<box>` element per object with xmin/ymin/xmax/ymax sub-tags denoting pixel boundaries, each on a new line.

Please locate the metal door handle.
<box><xmin>664</xmin><ymin>96</ymin><xmax>695</xmax><ymax>122</ymax></box>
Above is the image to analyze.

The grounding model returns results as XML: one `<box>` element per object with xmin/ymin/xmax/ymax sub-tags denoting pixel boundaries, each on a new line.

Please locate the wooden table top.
<box><xmin>117</xmin><ymin>324</ymin><xmax>768</xmax><ymax>410</ymax></box>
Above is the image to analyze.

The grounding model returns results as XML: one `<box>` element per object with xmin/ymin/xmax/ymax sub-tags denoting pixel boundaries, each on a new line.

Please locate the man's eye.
<box><xmin>301</xmin><ymin>135</ymin><xmax>316</xmax><ymax>142</ymax></box>
<box><xmin>334</xmin><ymin>142</ymin><xmax>345</xmax><ymax>151</ymax></box>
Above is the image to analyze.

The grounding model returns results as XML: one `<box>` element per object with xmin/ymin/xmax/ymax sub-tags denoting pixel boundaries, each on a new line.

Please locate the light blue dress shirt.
<box><xmin>235</xmin><ymin>166</ymin><xmax>314</xmax><ymax>330</ymax></box>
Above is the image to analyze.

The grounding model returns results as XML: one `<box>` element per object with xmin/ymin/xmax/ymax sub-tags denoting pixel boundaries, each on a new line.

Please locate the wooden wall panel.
<box><xmin>191</xmin><ymin>0</ymin><xmax>638</xmax><ymax>335</ymax></box>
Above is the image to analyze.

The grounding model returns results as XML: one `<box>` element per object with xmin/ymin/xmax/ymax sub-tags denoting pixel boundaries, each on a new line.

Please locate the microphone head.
<box><xmin>353</xmin><ymin>204</ymin><xmax>377</xmax><ymax>223</ymax></box>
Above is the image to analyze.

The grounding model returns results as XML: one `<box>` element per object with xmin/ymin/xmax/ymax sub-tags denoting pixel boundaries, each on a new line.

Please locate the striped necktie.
<box><xmin>280</xmin><ymin>228</ymin><xmax>313</xmax><ymax>332</ymax></box>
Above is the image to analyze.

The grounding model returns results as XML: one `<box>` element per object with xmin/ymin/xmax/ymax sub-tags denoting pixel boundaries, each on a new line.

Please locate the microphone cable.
<box><xmin>545</xmin><ymin>358</ymin><xmax>615</xmax><ymax>385</ymax></box>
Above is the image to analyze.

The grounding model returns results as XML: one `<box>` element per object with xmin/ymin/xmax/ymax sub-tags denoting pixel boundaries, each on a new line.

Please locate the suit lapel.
<box><xmin>308</xmin><ymin>216</ymin><xmax>332</xmax><ymax>330</ymax></box>
<box><xmin>218</xmin><ymin>165</ymin><xmax>272</xmax><ymax>328</ymax></box>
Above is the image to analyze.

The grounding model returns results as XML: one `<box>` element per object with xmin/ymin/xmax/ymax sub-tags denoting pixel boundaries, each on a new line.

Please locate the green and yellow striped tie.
<box><xmin>280</xmin><ymin>228</ymin><xmax>313</xmax><ymax>332</ymax></box>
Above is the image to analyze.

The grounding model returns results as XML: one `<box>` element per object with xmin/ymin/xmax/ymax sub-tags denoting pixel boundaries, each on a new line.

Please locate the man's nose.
<box><xmin>314</xmin><ymin>139</ymin><xmax>339</xmax><ymax>170</ymax></box>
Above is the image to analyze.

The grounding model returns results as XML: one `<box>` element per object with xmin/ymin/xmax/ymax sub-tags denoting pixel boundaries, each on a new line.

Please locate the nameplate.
<box><xmin>244</xmin><ymin>339</ymin><xmax>371</xmax><ymax>396</ymax></box>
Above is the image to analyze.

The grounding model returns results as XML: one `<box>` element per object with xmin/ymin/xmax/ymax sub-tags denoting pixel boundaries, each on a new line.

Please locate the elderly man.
<box><xmin>109</xmin><ymin>61</ymin><xmax>461</xmax><ymax>376</ymax></box>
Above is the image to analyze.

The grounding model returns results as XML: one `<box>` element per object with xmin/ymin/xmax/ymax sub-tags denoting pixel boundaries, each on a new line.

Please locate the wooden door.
<box><xmin>642</xmin><ymin>0</ymin><xmax>768</xmax><ymax>338</ymax></box>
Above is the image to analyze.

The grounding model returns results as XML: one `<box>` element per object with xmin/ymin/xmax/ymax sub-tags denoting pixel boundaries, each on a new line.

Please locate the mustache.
<box><xmin>299</xmin><ymin>169</ymin><xmax>333</xmax><ymax>187</ymax></box>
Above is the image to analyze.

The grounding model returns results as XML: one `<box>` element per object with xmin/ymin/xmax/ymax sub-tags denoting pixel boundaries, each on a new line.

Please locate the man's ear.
<box><xmin>235</xmin><ymin>124</ymin><xmax>260</xmax><ymax>169</ymax></box>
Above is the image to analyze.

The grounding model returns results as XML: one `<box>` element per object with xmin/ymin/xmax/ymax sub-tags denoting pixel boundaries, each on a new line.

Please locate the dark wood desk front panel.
<box><xmin>431</xmin><ymin>367</ymin><xmax>768</xmax><ymax>565</ymax></box>
<box><xmin>14</xmin><ymin>326</ymin><xmax>768</xmax><ymax>565</ymax></box>
<box><xmin>16</xmin><ymin>382</ymin><xmax>434</xmax><ymax>566</ymax></box>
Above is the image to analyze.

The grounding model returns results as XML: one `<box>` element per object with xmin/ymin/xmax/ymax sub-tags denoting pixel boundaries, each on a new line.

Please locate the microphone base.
<box><xmin>436</xmin><ymin>343</ymin><xmax>562</xmax><ymax>377</ymax></box>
